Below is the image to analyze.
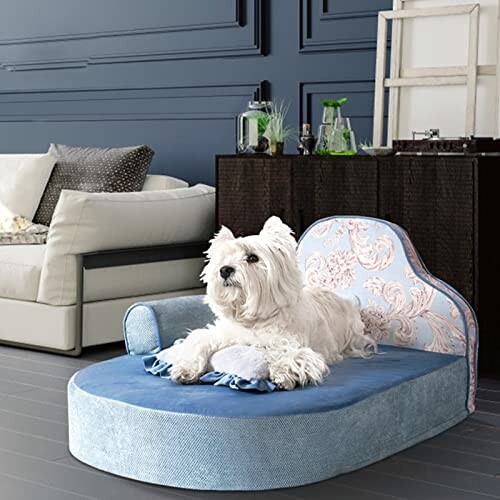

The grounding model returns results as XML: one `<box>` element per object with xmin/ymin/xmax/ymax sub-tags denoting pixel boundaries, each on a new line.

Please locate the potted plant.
<box><xmin>263</xmin><ymin>101</ymin><xmax>294</xmax><ymax>156</ymax></box>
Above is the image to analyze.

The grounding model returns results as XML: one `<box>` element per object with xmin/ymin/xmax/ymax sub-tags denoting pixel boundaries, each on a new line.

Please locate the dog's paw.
<box><xmin>169</xmin><ymin>363</ymin><xmax>203</xmax><ymax>384</ymax></box>
<box><xmin>299</xmin><ymin>349</ymin><xmax>330</xmax><ymax>386</ymax></box>
<box><xmin>269</xmin><ymin>347</ymin><xmax>329</xmax><ymax>390</ymax></box>
<box><xmin>271</xmin><ymin>371</ymin><xmax>297</xmax><ymax>391</ymax></box>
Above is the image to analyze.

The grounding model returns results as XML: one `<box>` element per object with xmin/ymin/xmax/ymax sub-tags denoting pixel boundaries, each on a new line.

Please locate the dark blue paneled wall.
<box><xmin>0</xmin><ymin>0</ymin><xmax>390</xmax><ymax>185</ymax></box>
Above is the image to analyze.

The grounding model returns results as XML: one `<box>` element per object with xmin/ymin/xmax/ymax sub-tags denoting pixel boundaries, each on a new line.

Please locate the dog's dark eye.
<box><xmin>246</xmin><ymin>254</ymin><xmax>259</xmax><ymax>263</ymax></box>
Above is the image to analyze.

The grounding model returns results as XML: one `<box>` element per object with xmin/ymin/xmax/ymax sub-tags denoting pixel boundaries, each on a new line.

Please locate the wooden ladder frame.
<box><xmin>372</xmin><ymin>1</ymin><xmax>500</xmax><ymax>147</ymax></box>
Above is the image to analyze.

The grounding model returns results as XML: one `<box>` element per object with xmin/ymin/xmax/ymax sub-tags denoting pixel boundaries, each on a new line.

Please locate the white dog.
<box><xmin>168</xmin><ymin>217</ymin><xmax>376</xmax><ymax>390</ymax></box>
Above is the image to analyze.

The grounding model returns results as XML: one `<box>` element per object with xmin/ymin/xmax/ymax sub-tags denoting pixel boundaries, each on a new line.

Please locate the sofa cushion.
<box><xmin>34</xmin><ymin>144</ymin><xmax>154</xmax><ymax>226</ymax></box>
<box><xmin>0</xmin><ymin>154</ymin><xmax>56</xmax><ymax>220</ymax></box>
<box><xmin>38</xmin><ymin>184</ymin><xmax>215</xmax><ymax>306</ymax></box>
<box><xmin>0</xmin><ymin>245</ymin><xmax>45</xmax><ymax>301</ymax></box>
<box><xmin>83</xmin><ymin>258</ymin><xmax>204</xmax><ymax>302</ymax></box>
<box><xmin>142</xmin><ymin>175</ymin><xmax>188</xmax><ymax>191</ymax></box>
<box><xmin>0</xmin><ymin>288</ymin><xmax>204</xmax><ymax>352</ymax></box>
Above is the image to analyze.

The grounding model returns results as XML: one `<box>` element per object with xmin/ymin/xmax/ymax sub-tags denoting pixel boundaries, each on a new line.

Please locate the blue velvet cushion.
<box><xmin>72</xmin><ymin>345</ymin><xmax>464</xmax><ymax>417</ymax></box>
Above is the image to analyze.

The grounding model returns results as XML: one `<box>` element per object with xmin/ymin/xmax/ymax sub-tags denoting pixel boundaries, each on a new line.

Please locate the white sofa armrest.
<box><xmin>37</xmin><ymin>184</ymin><xmax>215</xmax><ymax>306</ymax></box>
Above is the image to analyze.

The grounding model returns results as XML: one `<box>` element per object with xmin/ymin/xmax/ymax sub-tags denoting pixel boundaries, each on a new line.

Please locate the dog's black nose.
<box><xmin>220</xmin><ymin>266</ymin><xmax>235</xmax><ymax>280</ymax></box>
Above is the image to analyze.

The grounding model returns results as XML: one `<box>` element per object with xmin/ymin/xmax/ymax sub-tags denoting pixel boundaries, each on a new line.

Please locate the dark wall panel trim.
<box><xmin>0</xmin><ymin>0</ymin><xmax>267</xmax><ymax>72</ymax></box>
<box><xmin>299</xmin><ymin>0</ymin><xmax>385</xmax><ymax>53</ymax></box>
<box><xmin>0</xmin><ymin>81</ymin><xmax>269</xmax><ymax>123</ymax></box>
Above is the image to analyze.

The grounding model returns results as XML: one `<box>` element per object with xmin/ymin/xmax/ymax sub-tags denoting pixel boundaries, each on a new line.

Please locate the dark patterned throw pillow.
<box><xmin>34</xmin><ymin>144</ymin><xmax>154</xmax><ymax>226</ymax></box>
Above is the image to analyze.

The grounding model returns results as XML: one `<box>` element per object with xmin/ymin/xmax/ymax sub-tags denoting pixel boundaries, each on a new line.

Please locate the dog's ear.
<box><xmin>206</xmin><ymin>226</ymin><xmax>235</xmax><ymax>258</ymax></box>
<box><xmin>260</xmin><ymin>216</ymin><xmax>295</xmax><ymax>246</ymax></box>
<box><xmin>212</xmin><ymin>226</ymin><xmax>235</xmax><ymax>243</ymax></box>
<box><xmin>261</xmin><ymin>216</ymin><xmax>292</xmax><ymax>237</ymax></box>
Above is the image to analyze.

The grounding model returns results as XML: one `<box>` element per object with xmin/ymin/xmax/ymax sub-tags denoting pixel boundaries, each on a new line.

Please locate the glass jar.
<box><xmin>329</xmin><ymin>116</ymin><xmax>357</xmax><ymax>155</ymax></box>
<box><xmin>315</xmin><ymin>102</ymin><xmax>337</xmax><ymax>155</ymax></box>
<box><xmin>237</xmin><ymin>101</ymin><xmax>271</xmax><ymax>154</ymax></box>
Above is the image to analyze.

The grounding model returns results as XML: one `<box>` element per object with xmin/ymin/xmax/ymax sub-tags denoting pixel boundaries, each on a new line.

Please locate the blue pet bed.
<box><xmin>68</xmin><ymin>216</ymin><xmax>477</xmax><ymax>491</ymax></box>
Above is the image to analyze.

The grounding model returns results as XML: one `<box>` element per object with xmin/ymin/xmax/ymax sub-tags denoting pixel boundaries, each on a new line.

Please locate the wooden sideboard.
<box><xmin>216</xmin><ymin>154</ymin><xmax>499</xmax><ymax>376</ymax></box>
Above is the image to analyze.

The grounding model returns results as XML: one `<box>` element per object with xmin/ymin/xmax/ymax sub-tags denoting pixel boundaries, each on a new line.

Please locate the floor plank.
<box><xmin>0</xmin><ymin>366</ymin><xmax>68</xmax><ymax>391</ymax></box>
<box><xmin>0</xmin><ymin>408</ymin><xmax>67</xmax><ymax>442</ymax></box>
<box><xmin>337</xmin><ymin>469</ymin><xmax>496</xmax><ymax>500</ymax></box>
<box><xmin>477</xmin><ymin>399</ymin><xmax>500</xmax><ymax>416</ymax></box>
<box><xmin>479</xmin><ymin>389</ymin><xmax>500</xmax><ymax>403</ymax></box>
<box><xmin>0</xmin><ymin>472</ymin><xmax>96</xmax><ymax>500</ymax></box>
<box><xmin>371</xmin><ymin>457</ymin><xmax>500</xmax><ymax>497</ymax></box>
<box><xmin>186</xmin><ymin>490</ymin><xmax>291</xmax><ymax>500</ymax></box>
<box><xmin>54</xmin><ymin>455</ymin><xmax>121</xmax><ymax>476</ymax></box>
<box><xmin>16</xmin><ymin>387</ymin><xmax>69</xmax><ymax>407</ymax></box>
<box><xmin>478</xmin><ymin>380</ymin><xmax>500</xmax><ymax>392</ymax></box>
<box><xmin>396</xmin><ymin>444</ymin><xmax>500</xmax><ymax>477</ymax></box>
<box><xmin>424</xmin><ymin>432</ymin><xmax>500</xmax><ymax>460</ymax></box>
<box><xmin>0</xmin><ymin>352</ymin><xmax>78</xmax><ymax>379</ymax></box>
<box><xmin>0</xmin><ymin>427</ymin><xmax>68</xmax><ymax>461</ymax></box>
<box><xmin>448</xmin><ymin>421</ymin><xmax>500</xmax><ymax>443</ymax></box>
<box><xmin>471</xmin><ymin>411</ymin><xmax>500</xmax><ymax>428</ymax></box>
<box><xmin>0</xmin><ymin>392</ymin><xmax>67</xmax><ymax>423</ymax></box>
<box><xmin>276</xmin><ymin>480</ymin><xmax>406</xmax><ymax>499</ymax></box>
<box><xmin>0</xmin><ymin>378</ymin><xmax>41</xmax><ymax>396</ymax></box>
<box><xmin>0</xmin><ymin>345</ymin><xmax>92</xmax><ymax>369</ymax></box>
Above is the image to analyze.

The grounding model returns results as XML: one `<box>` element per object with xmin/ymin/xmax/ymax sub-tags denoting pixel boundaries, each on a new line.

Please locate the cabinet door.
<box><xmin>379</xmin><ymin>157</ymin><xmax>476</xmax><ymax>307</ymax></box>
<box><xmin>216</xmin><ymin>157</ymin><xmax>293</xmax><ymax>237</ymax></box>
<box><xmin>292</xmin><ymin>157</ymin><xmax>378</xmax><ymax>236</ymax></box>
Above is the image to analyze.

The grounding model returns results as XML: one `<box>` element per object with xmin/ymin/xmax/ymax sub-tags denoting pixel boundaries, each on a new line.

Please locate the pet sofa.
<box><xmin>0</xmin><ymin>173</ymin><xmax>215</xmax><ymax>354</ymax></box>
<box><xmin>68</xmin><ymin>216</ymin><xmax>477</xmax><ymax>490</ymax></box>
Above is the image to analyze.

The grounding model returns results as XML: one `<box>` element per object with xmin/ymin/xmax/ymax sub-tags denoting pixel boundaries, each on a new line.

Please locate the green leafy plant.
<box><xmin>321</xmin><ymin>97</ymin><xmax>348</xmax><ymax>108</ymax></box>
<box><xmin>263</xmin><ymin>101</ymin><xmax>295</xmax><ymax>145</ymax></box>
<box><xmin>359</xmin><ymin>139</ymin><xmax>373</xmax><ymax>149</ymax></box>
<box><xmin>316</xmin><ymin>148</ymin><xmax>331</xmax><ymax>156</ymax></box>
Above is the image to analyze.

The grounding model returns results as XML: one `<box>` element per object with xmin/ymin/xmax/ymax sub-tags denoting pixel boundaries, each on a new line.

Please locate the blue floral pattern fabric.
<box><xmin>297</xmin><ymin>216</ymin><xmax>477</xmax><ymax>412</ymax></box>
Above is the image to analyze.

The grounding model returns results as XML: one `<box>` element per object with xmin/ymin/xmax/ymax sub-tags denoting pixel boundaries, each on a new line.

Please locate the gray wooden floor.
<box><xmin>0</xmin><ymin>343</ymin><xmax>499</xmax><ymax>500</ymax></box>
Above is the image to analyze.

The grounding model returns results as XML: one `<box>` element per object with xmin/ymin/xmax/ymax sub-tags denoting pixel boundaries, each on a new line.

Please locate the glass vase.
<box><xmin>328</xmin><ymin>117</ymin><xmax>357</xmax><ymax>155</ymax></box>
<box><xmin>237</xmin><ymin>101</ymin><xmax>271</xmax><ymax>154</ymax></box>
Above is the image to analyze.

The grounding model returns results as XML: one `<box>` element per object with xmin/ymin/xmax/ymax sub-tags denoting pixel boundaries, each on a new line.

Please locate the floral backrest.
<box><xmin>297</xmin><ymin>216</ymin><xmax>478</xmax><ymax>413</ymax></box>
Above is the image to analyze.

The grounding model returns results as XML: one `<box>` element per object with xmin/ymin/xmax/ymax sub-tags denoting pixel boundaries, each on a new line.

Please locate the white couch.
<box><xmin>0</xmin><ymin>175</ymin><xmax>215</xmax><ymax>354</ymax></box>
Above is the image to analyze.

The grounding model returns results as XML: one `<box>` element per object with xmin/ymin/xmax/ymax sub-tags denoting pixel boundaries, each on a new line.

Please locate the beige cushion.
<box><xmin>0</xmin><ymin>288</ymin><xmax>204</xmax><ymax>351</ymax></box>
<box><xmin>0</xmin><ymin>297</ymin><xmax>76</xmax><ymax>350</ymax></box>
<box><xmin>0</xmin><ymin>154</ymin><xmax>56</xmax><ymax>219</ymax></box>
<box><xmin>83</xmin><ymin>257</ymin><xmax>204</xmax><ymax>302</ymax></box>
<box><xmin>0</xmin><ymin>245</ymin><xmax>46</xmax><ymax>301</ymax></box>
<box><xmin>142</xmin><ymin>175</ymin><xmax>188</xmax><ymax>191</ymax></box>
<box><xmin>38</xmin><ymin>184</ymin><xmax>215</xmax><ymax>306</ymax></box>
<box><xmin>82</xmin><ymin>288</ymin><xmax>204</xmax><ymax>347</ymax></box>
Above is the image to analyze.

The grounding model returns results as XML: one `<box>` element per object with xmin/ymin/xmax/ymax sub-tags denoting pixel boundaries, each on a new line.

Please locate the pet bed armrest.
<box><xmin>123</xmin><ymin>294</ymin><xmax>216</xmax><ymax>355</ymax></box>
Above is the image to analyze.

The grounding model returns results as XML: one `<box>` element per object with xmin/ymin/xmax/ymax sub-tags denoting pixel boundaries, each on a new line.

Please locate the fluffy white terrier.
<box><xmin>169</xmin><ymin>216</ymin><xmax>376</xmax><ymax>390</ymax></box>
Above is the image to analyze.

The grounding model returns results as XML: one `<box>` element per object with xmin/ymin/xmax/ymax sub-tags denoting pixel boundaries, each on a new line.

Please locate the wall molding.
<box><xmin>320</xmin><ymin>0</ymin><xmax>380</xmax><ymax>21</ymax></box>
<box><xmin>0</xmin><ymin>81</ymin><xmax>269</xmax><ymax>122</ymax></box>
<box><xmin>299</xmin><ymin>79</ymin><xmax>387</xmax><ymax>134</ymax></box>
<box><xmin>300</xmin><ymin>0</ymin><xmax>387</xmax><ymax>53</ymax></box>
<box><xmin>0</xmin><ymin>2</ymin><xmax>242</xmax><ymax>45</ymax></box>
<box><xmin>0</xmin><ymin>0</ymin><xmax>267</xmax><ymax>72</ymax></box>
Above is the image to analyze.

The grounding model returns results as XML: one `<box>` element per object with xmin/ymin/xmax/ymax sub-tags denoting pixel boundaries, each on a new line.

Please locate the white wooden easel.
<box><xmin>373</xmin><ymin>0</ymin><xmax>500</xmax><ymax>146</ymax></box>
